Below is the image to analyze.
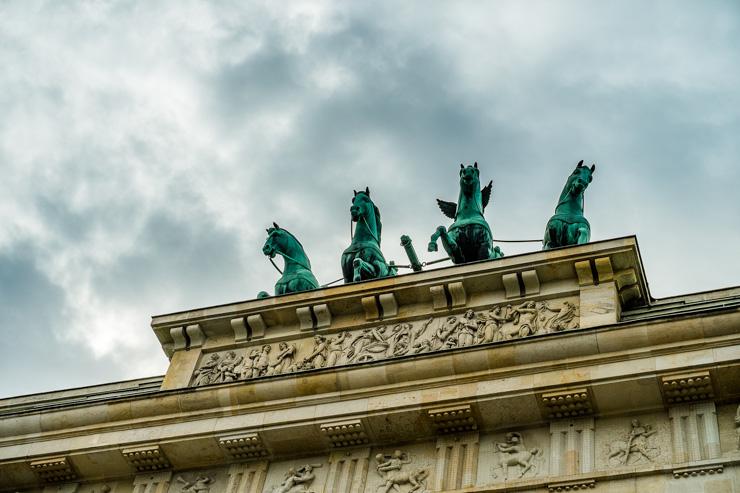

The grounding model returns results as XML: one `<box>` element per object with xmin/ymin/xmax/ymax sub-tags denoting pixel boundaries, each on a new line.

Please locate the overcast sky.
<box><xmin>1</xmin><ymin>1</ymin><xmax>739</xmax><ymax>398</ymax></box>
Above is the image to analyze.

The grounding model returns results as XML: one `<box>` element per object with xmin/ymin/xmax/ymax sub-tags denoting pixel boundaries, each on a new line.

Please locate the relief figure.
<box><xmin>272</xmin><ymin>464</ymin><xmax>321</xmax><ymax>493</ymax></box>
<box><xmin>256</xmin><ymin>345</ymin><xmax>272</xmax><ymax>376</ymax></box>
<box><xmin>177</xmin><ymin>475</ymin><xmax>213</xmax><ymax>492</ymax></box>
<box><xmin>456</xmin><ymin>309</ymin><xmax>478</xmax><ymax>347</ymax></box>
<box><xmin>326</xmin><ymin>332</ymin><xmax>349</xmax><ymax>367</ymax></box>
<box><xmin>347</xmin><ymin>326</ymin><xmax>390</xmax><ymax>363</ymax></box>
<box><xmin>607</xmin><ymin>419</ymin><xmax>659</xmax><ymax>466</ymax></box>
<box><xmin>214</xmin><ymin>351</ymin><xmax>242</xmax><ymax>383</ymax></box>
<box><xmin>432</xmin><ymin>316</ymin><xmax>458</xmax><ymax>351</ymax></box>
<box><xmin>374</xmin><ymin>450</ymin><xmax>429</xmax><ymax>493</ymax></box>
<box><xmin>268</xmin><ymin>342</ymin><xmax>297</xmax><ymax>375</ymax></box>
<box><xmin>193</xmin><ymin>354</ymin><xmax>220</xmax><ymax>386</ymax></box>
<box><xmin>235</xmin><ymin>349</ymin><xmax>260</xmax><ymax>379</ymax></box>
<box><xmin>301</xmin><ymin>335</ymin><xmax>328</xmax><ymax>369</ymax></box>
<box><xmin>492</xmin><ymin>432</ymin><xmax>541</xmax><ymax>480</ymax></box>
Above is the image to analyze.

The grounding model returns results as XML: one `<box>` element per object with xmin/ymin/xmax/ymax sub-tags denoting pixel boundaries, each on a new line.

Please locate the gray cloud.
<box><xmin>1</xmin><ymin>0</ymin><xmax>739</xmax><ymax>397</ymax></box>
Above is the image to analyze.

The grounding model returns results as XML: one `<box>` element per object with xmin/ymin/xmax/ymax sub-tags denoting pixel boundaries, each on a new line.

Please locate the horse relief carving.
<box><xmin>270</xmin><ymin>464</ymin><xmax>321</xmax><ymax>493</ymax></box>
<box><xmin>374</xmin><ymin>450</ymin><xmax>429</xmax><ymax>493</ymax></box>
<box><xmin>190</xmin><ymin>299</ymin><xmax>579</xmax><ymax>387</ymax></box>
<box><xmin>492</xmin><ymin>432</ymin><xmax>542</xmax><ymax>481</ymax></box>
<box><xmin>606</xmin><ymin>419</ymin><xmax>660</xmax><ymax>466</ymax></box>
<box><xmin>176</xmin><ymin>475</ymin><xmax>214</xmax><ymax>492</ymax></box>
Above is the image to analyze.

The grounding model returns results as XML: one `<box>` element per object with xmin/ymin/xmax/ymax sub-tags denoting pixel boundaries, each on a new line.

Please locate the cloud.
<box><xmin>0</xmin><ymin>0</ymin><xmax>739</xmax><ymax>397</ymax></box>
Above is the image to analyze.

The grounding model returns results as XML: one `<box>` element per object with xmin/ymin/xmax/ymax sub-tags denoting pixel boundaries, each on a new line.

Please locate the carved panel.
<box><xmin>368</xmin><ymin>446</ymin><xmax>434</xmax><ymax>493</ymax></box>
<box><xmin>262</xmin><ymin>457</ymin><xmax>327</xmax><ymax>493</ymax></box>
<box><xmin>189</xmin><ymin>297</ymin><xmax>580</xmax><ymax>387</ymax></box>
<box><xmin>604</xmin><ymin>419</ymin><xmax>662</xmax><ymax>467</ymax></box>
<box><xmin>485</xmin><ymin>430</ymin><xmax>546</xmax><ymax>483</ymax></box>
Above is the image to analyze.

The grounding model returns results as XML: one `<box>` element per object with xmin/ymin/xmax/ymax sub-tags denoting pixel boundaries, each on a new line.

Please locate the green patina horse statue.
<box><xmin>428</xmin><ymin>162</ymin><xmax>503</xmax><ymax>264</ymax></box>
<box><xmin>258</xmin><ymin>223</ymin><xmax>319</xmax><ymax>298</ymax></box>
<box><xmin>341</xmin><ymin>188</ymin><xmax>397</xmax><ymax>283</ymax></box>
<box><xmin>543</xmin><ymin>160</ymin><xmax>596</xmax><ymax>250</ymax></box>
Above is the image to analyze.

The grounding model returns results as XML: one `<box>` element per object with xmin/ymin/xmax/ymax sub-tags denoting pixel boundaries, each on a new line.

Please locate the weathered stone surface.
<box><xmin>2</xmin><ymin>238</ymin><xmax>740</xmax><ymax>492</ymax></box>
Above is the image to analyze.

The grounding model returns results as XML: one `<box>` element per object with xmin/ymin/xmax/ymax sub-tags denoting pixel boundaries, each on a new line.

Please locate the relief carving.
<box><xmin>271</xmin><ymin>464</ymin><xmax>321</xmax><ymax>493</ymax></box>
<box><xmin>492</xmin><ymin>432</ymin><xmax>542</xmax><ymax>480</ymax></box>
<box><xmin>190</xmin><ymin>298</ymin><xmax>579</xmax><ymax>387</ymax></box>
<box><xmin>176</xmin><ymin>475</ymin><xmax>213</xmax><ymax>492</ymax></box>
<box><xmin>606</xmin><ymin>419</ymin><xmax>659</xmax><ymax>466</ymax></box>
<box><xmin>374</xmin><ymin>450</ymin><xmax>429</xmax><ymax>493</ymax></box>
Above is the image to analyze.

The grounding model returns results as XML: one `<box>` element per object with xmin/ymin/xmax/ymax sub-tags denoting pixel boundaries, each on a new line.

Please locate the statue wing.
<box><xmin>481</xmin><ymin>180</ymin><xmax>493</xmax><ymax>211</ymax></box>
<box><xmin>436</xmin><ymin>199</ymin><xmax>457</xmax><ymax>219</ymax></box>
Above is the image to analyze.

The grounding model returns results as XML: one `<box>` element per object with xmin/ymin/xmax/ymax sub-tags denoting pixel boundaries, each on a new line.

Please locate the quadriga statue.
<box><xmin>342</xmin><ymin>187</ymin><xmax>397</xmax><ymax>283</ymax></box>
<box><xmin>543</xmin><ymin>161</ymin><xmax>595</xmax><ymax>249</ymax></box>
<box><xmin>428</xmin><ymin>162</ymin><xmax>503</xmax><ymax>264</ymax></box>
<box><xmin>258</xmin><ymin>223</ymin><xmax>319</xmax><ymax>298</ymax></box>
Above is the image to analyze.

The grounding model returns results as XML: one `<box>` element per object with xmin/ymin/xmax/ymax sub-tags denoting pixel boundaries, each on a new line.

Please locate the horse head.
<box><xmin>566</xmin><ymin>160</ymin><xmax>595</xmax><ymax>197</ymax></box>
<box><xmin>351</xmin><ymin>187</ymin><xmax>382</xmax><ymax>241</ymax></box>
<box><xmin>459</xmin><ymin>162</ymin><xmax>481</xmax><ymax>196</ymax></box>
<box><xmin>262</xmin><ymin>222</ymin><xmax>309</xmax><ymax>267</ymax></box>
<box><xmin>262</xmin><ymin>222</ymin><xmax>286</xmax><ymax>258</ymax></box>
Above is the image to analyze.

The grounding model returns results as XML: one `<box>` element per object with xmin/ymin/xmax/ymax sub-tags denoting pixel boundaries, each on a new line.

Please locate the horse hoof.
<box><xmin>427</xmin><ymin>242</ymin><xmax>438</xmax><ymax>252</ymax></box>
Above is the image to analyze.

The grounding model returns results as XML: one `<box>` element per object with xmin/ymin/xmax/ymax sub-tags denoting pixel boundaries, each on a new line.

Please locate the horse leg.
<box><xmin>353</xmin><ymin>258</ymin><xmax>376</xmax><ymax>282</ymax></box>
<box><xmin>543</xmin><ymin>220</ymin><xmax>558</xmax><ymax>249</ymax></box>
<box><xmin>438</xmin><ymin>228</ymin><xmax>464</xmax><ymax>263</ymax></box>
<box><xmin>576</xmin><ymin>224</ymin><xmax>590</xmax><ymax>244</ymax></box>
<box><xmin>428</xmin><ymin>226</ymin><xmax>444</xmax><ymax>252</ymax></box>
<box><xmin>519</xmin><ymin>459</ymin><xmax>533</xmax><ymax>477</ymax></box>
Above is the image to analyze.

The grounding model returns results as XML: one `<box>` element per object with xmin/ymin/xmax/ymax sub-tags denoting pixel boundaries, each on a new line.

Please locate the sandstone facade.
<box><xmin>1</xmin><ymin>237</ymin><xmax>739</xmax><ymax>492</ymax></box>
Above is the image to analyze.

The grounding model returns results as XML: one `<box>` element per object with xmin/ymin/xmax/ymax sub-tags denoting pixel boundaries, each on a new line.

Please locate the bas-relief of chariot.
<box><xmin>258</xmin><ymin>160</ymin><xmax>596</xmax><ymax>298</ymax></box>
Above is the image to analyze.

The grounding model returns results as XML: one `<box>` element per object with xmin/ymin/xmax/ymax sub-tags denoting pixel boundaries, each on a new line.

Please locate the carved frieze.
<box><xmin>189</xmin><ymin>297</ymin><xmax>580</xmax><ymax>387</ymax></box>
<box><xmin>605</xmin><ymin>419</ymin><xmax>660</xmax><ymax>467</ymax></box>
<box><xmin>175</xmin><ymin>474</ymin><xmax>214</xmax><ymax>492</ymax></box>
<box><xmin>269</xmin><ymin>463</ymin><xmax>322</xmax><ymax>493</ymax></box>
<box><xmin>373</xmin><ymin>450</ymin><xmax>430</xmax><ymax>493</ymax></box>
<box><xmin>491</xmin><ymin>432</ymin><xmax>543</xmax><ymax>481</ymax></box>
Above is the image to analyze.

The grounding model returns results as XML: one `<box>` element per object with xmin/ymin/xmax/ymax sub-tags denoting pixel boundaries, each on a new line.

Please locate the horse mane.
<box><xmin>373</xmin><ymin>203</ymin><xmax>382</xmax><ymax>243</ymax></box>
<box><xmin>272</xmin><ymin>227</ymin><xmax>311</xmax><ymax>269</ymax></box>
<box><xmin>355</xmin><ymin>190</ymin><xmax>382</xmax><ymax>243</ymax></box>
